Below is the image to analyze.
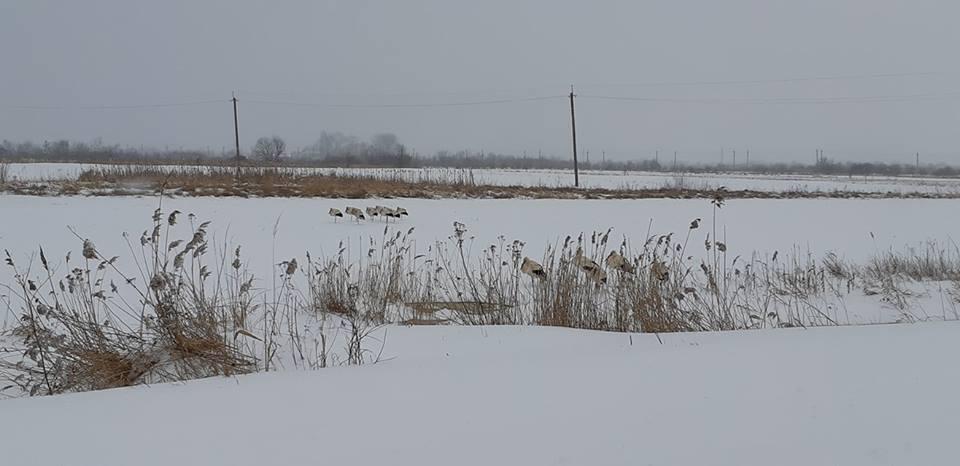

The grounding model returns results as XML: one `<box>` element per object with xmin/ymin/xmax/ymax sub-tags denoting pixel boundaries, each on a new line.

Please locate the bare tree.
<box><xmin>370</xmin><ymin>133</ymin><xmax>399</xmax><ymax>155</ymax></box>
<box><xmin>252</xmin><ymin>136</ymin><xmax>286</xmax><ymax>162</ymax></box>
<box><xmin>308</xmin><ymin>131</ymin><xmax>360</xmax><ymax>158</ymax></box>
<box><xmin>398</xmin><ymin>144</ymin><xmax>409</xmax><ymax>168</ymax></box>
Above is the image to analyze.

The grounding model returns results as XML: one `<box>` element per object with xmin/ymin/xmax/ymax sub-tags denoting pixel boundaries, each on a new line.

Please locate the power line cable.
<box><xmin>578</xmin><ymin>71</ymin><xmax>951</xmax><ymax>88</ymax></box>
<box><xmin>3</xmin><ymin>81</ymin><xmax>958</xmax><ymax>111</ymax></box>
<box><xmin>243</xmin><ymin>95</ymin><xmax>566</xmax><ymax>108</ymax></box>
<box><xmin>579</xmin><ymin>91</ymin><xmax>960</xmax><ymax>105</ymax></box>
<box><xmin>237</xmin><ymin>86</ymin><xmax>564</xmax><ymax>99</ymax></box>
<box><xmin>237</xmin><ymin>71</ymin><xmax>949</xmax><ymax>99</ymax></box>
<box><xmin>0</xmin><ymin>99</ymin><xmax>226</xmax><ymax>110</ymax></box>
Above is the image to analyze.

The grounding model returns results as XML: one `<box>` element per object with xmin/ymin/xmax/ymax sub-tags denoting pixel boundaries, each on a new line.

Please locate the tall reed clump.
<box><xmin>859</xmin><ymin>241</ymin><xmax>960</xmax><ymax>317</ymax></box>
<box><xmin>528</xmin><ymin>191</ymin><xmax>750</xmax><ymax>332</ymax></box>
<box><xmin>0</xmin><ymin>206</ymin><xmax>266</xmax><ymax>396</ymax></box>
<box><xmin>304</xmin><ymin>222</ymin><xmax>523</xmax><ymax>328</ymax></box>
<box><xmin>530</xmin><ymin>231</ymin><xmax>617</xmax><ymax>330</ymax></box>
<box><xmin>423</xmin><ymin>223</ymin><xmax>525</xmax><ymax>325</ymax></box>
<box><xmin>513</xmin><ymin>190</ymin><xmax>933</xmax><ymax>332</ymax></box>
<box><xmin>865</xmin><ymin>242</ymin><xmax>960</xmax><ymax>282</ymax></box>
<box><xmin>0</xmin><ymin>200</ymin><xmax>376</xmax><ymax>397</ymax></box>
<box><xmin>302</xmin><ymin>227</ymin><xmax>422</xmax><ymax>366</ymax></box>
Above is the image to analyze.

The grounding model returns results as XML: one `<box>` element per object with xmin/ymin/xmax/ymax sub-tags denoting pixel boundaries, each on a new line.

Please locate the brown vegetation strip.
<box><xmin>2</xmin><ymin>167</ymin><xmax>959</xmax><ymax>199</ymax></box>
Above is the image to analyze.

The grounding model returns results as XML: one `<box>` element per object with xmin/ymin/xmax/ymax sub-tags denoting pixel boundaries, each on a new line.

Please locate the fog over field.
<box><xmin>2</xmin><ymin>1</ymin><xmax>960</xmax><ymax>163</ymax></box>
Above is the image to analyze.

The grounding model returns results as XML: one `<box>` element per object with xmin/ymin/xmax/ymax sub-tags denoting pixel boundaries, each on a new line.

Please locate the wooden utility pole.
<box><xmin>916</xmin><ymin>152</ymin><xmax>920</xmax><ymax>171</ymax></box>
<box><xmin>746</xmin><ymin>149</ymin><xmax>750</xmax><ymax>168</ymax></box>
<box><xmin>232</xmin><ymin>93</ymin><xmax>241</xmax><ymax>181</ymax></box>
<box><xmin>569</xmin><ymin>85</ymin><xmax>579</xmax><ymax>187</ymax></box>
<box><xmin>733</xmin><ymin>150</ymin><xmax>737</xmax><ymax>168</ymax></box>
<box><xmin>673</xmin><ymin>151</ymin><xmax>678</xmax><ymax>171</ymax></box>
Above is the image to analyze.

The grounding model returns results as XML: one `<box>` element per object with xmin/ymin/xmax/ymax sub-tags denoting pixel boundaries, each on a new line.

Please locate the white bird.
<box><xmin>395</xmin><ymin>207</ymin><xmax>409</xmax><ymax>217</ymax></box>
<box><xmin>520</xmin><ymin>257</ymin><xmax>546</xmax><ymax>280</ymax></box>
<box><xmin>328</xmin><ymin>208</ymin><xmax>343</xmax><ymax>223</ymax></box>
<box><xmin>574</xmin><ymin>248</ymin><xmax>607</xmax><ymax>285</ymax></box>
<box><xmin>379</xmin><ymin>206</ymin><xmax>401</xmax><ymax>222</ymax></box>
<box><xmin>606</xmin><ymin>251</ymin><xmax>635</xmax><ymax>274</ymax></box>
<box><xmin>368</xmin><ymin>205</ymin><xmax>385</xmax><ymax>222</ymax></box>
<box><xmin>344</xmin><ymin>206</ymin><xmax>365</xmax><ymax>223</ymax></box>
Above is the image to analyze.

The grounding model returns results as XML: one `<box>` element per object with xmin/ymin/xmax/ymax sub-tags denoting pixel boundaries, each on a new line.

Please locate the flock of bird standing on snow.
<box><xmin>328</xmin><ymin>205</ymin><xmax>409</xmax><ymax>223</ymax></box>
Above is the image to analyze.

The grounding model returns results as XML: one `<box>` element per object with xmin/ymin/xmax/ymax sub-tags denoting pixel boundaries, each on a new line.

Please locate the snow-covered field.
<box><xmin>7</xmin><ymin>162</ymin><xmax>960</xmax><ymax>194</ymax></box>
<box><xmin>2</xmin><ymin>322</ymin><xmax>959</xmax><ymax>466</ymax></box>
<box><xmin>2</xmin><ymin>190</ymin><xmax>959</xmax><ymax>465</ymax></box>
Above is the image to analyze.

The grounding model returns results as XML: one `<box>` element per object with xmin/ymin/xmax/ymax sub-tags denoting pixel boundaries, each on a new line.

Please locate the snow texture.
<box><xmin>1</xmin><ymin>323</ymin><xmax>958</xmax><ymax>465</ymax></box>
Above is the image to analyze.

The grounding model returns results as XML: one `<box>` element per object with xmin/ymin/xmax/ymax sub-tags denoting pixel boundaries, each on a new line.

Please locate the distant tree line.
<box><xmin>1</xmin><ymin>137</ymin><xmax>957</xmax><ymax>178</ymax></box>
<box><xmin>290</xmin><ymin>132</ymin><xmax>411</xmax><ymax>167</ymax></box>
<box><xmin>0</xmin><ymin>139</ymin><xmax>209</xmax><ymax>163</ymax></box>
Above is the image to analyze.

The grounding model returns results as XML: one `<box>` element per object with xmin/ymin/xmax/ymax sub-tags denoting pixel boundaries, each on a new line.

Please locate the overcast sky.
<box><xmin>1</xmin><ymin>0</ymin><xmax>958</xmax><ymax>164</ymax></box>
